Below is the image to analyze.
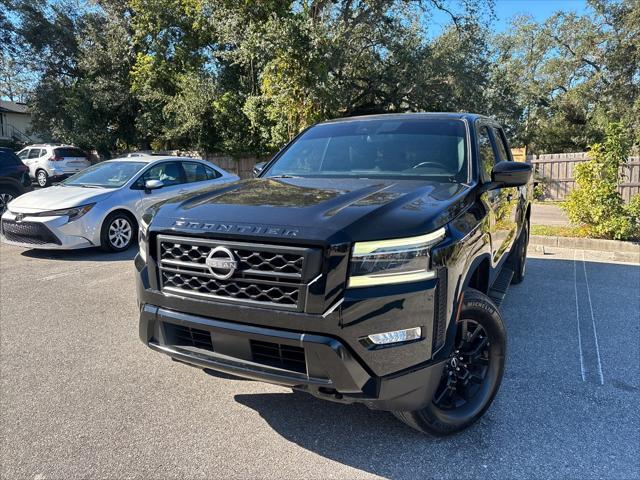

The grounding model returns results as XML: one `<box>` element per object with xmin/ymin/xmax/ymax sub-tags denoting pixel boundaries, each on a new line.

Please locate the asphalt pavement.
<box><xmin>0</xmin><ymin>244</ymin><xmax>638</xmax><ymax>479</ymax></box>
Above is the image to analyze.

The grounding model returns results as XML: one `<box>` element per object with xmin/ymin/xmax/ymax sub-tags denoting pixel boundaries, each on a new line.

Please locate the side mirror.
<box><xmin>144</xmin><ymin>179</ymin><xmax>164</xmax><ymax>192</ymax></box>
<box><xmin>487</xmin><ymin>161</ymin><xmax>532</xmax><ymax>190</ymax></box>
<box><xmin>252</xmin><ymin>161</ymin><xmax>267</xmax><ymax>177</ymax></box>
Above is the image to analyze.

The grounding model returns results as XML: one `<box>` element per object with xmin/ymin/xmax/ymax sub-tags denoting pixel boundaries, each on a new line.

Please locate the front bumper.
<box><xmin>140</xmin><ymin>302</ymin><xmax>446</xmax><ymax>411</ymax></box>
<box><xmin>137</xmin><ymin>249</ymin><xmax>452</xmax><ymax>411</ymax></box>
<box><xmin>0</xmin><ymin>209</ymin><xmax>101</xmax><ymax>249</ymax></box>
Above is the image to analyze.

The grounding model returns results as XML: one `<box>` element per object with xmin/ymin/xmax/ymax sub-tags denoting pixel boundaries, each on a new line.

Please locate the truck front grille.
<box><xmin>156</xmin><ymin>235</ymin><xmax>320</xmax><ymax>310</ymax></box>
<box><xmin>1</xmin><ymin>220</ymin><xmax>62</xmax><ymax>245</ymax></box>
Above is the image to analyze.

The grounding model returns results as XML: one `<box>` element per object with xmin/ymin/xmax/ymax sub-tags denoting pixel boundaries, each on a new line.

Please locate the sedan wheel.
<box><xmin>108</xmin><ymin>217</ymin><xmax>133</xmax><ymax>250</ymax></box>
<box><xmin>0</xmin><ymin>191</ymin><xmax>15</xmax><ymax>215</ymax></box>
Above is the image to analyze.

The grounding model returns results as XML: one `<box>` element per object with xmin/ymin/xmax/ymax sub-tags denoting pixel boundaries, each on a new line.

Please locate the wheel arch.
<box><xmin>0</xmin><ymin>179</ymin><xmax>22</xmax><ymax>193</ymax></box>
<box><xmin>462</xmin><ymin>253</ymin><xmax>491</xmax><ymax>296</ymax></box>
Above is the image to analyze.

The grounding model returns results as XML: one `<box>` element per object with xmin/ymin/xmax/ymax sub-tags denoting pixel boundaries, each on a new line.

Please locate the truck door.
<box><xmin>477</xmin><ymin>125</ymin><xmax>510</xmax><ymax>267</ymax></box>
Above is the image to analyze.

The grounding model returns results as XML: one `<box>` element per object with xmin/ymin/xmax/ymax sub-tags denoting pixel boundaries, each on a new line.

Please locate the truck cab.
<box><xmin>136</xmin><ymin>113</ymin><xmax>532</xmax><ymax>435</ymax></box>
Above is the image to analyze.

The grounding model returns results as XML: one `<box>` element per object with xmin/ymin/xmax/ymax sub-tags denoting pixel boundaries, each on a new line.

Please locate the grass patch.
<box><xmin>531</xmin><ymin>224</ymin><xmax>639</xmax><ymax>241</ymax></box>
<box><xmin>531</xmin><ymin>225</ymin><xmax>591</xmax><ymax>237</ymax></box>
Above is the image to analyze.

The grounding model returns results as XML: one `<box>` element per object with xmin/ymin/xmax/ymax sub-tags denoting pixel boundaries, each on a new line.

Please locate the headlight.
<box><xmin>348</xmin><ymin>227</ymin><xmax>446</xmax><ymax>288</ymax></box>
<box><xmin>32</xmin><ymin>203</ymin><xmax>95</xmax><ymax>222</ymax></box>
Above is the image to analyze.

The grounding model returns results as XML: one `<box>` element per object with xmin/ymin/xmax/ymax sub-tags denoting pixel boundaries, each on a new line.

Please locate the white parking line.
<box><xmin>40</xmin><ymin>271</ymin><xmax>76</xmax><ymax>281</ymax></box>
<box><xmin>573</xmin><ymin>249</ymin><xmax>586</xmax><ymax>382</ymax></box>
<box><xmin>582</xmin><ymin>250</ymin><xmax>605</xmax><ymax>385</ymax></box>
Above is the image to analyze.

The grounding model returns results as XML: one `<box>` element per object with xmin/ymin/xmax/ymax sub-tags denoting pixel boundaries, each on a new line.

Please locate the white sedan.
<box><xmin>0</xmin><ymin>155</ymin><xmax>239</xmax><ymax>252</ymax></box>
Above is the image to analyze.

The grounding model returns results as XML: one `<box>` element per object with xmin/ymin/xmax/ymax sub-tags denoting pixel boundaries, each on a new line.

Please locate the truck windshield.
<box><xmin>265</xmin><ymin>118</ymin><xmax>469</xmax><ymax>182</ymax></box>
<box><xmin>62</xmin><ymin>161</ymin><xmax>146</xmax><ymax>188</ymax></box>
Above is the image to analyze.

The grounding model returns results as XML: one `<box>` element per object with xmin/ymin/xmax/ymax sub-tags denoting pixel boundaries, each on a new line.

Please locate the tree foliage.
<box><xmin>563</xmin><ymin>123</ymin><xmax>639</xmax><ymax>240</ymax></box>
<box><xmin>2</xmin><ymin>0</ymin><xmax>638</xmax><ymax>157</ymax></box>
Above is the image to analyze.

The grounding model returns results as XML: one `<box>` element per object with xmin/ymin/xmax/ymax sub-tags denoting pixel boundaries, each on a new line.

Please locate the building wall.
<box><xmin>1</xmin><ymin>112</ymin><xmax>42</xmax><ymax>142</ymax></box>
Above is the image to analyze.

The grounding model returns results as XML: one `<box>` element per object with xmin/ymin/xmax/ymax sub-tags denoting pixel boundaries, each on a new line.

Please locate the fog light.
<box><xmin>367</xmin><ymin>327</ymin><xmax>422</xmax><ymax>345</ymax></box>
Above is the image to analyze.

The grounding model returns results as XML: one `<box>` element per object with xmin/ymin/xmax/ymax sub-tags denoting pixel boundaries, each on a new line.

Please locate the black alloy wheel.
<box><xmin>432</xmin><ymin>319</ymin><xmax>491</xmax><ymax>410</ymax></box>
<box><xmin>394</xmin><ymin>289</ymin><xmax>506</xmax><ymax>435</ymax></box>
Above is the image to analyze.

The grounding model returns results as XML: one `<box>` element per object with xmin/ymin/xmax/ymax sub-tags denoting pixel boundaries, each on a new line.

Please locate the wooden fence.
<box><xmin>199</xmin><ymin>155</ymin><xmax>266</xmax><ymax>178</ymax></box>
<box><xmin>527</xmin><ymin>152</ymin><xmax>640</xmax><ymax>202</ymax></box>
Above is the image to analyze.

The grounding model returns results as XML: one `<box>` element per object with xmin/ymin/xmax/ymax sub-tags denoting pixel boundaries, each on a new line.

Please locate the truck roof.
<box><xmin>320</xmin><ymin>112</ymin><xmax>493</xmax><ymax>125</ymax></box>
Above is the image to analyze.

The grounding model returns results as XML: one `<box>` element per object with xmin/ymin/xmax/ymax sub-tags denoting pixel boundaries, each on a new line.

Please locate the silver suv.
<box><xmin>16</xmin><ymin>144</ymin><xmax>91</xmax><ymax>187</ymax></box>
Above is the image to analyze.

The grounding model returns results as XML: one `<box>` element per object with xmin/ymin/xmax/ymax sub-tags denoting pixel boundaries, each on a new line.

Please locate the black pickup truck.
<box><xmin>136</xmin><ymin>113</ymin><xmax>532</xmax><ymax>435</ymax></box>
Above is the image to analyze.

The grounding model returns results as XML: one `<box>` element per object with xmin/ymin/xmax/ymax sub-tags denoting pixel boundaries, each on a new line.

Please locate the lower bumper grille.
<box><xmin>161</xmin><ymin>321</ymin><xmax>307</xmax><ymax>374</ymax></box>
<box><xmin>1</xmin><ymin>220</ymin><xmax>61</xmax><ymax>245</ymax></box>
<box><xmin>164</xmin><ymin>323</ymin><xmax>214</xmax><ymax>351</ymax></box>
<box><xmin>250</xmin><ymin>340</ymin><xmax>306</xmax><ymax>373</ymax></box>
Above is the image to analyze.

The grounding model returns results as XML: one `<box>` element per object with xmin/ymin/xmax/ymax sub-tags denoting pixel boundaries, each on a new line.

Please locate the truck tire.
<box><xmin>511</xmin><ymin>220</ymin><xmax>529</xmax><ymax>284</ymax></box>
<box><xmin>393</xmin><ymin>289</ymin><xmax>506</xmax><ymax>435</ymax></box>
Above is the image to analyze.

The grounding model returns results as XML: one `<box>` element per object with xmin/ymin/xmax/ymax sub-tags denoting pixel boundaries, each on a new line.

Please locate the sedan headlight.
<box><xmin>348</xmin><ymin>228</ymin><xmax>446</xmax><ymax>288</ymax></box>
<box><xmin>31</xmin><ymin>203</ymin><xmax>95</xmax><ymax>222</ymax></box>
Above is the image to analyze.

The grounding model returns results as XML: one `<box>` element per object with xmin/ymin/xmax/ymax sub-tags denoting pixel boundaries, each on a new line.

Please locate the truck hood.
<box><xmin>149</xmin><ymin>177</ymin><xmax>474</xmax><ymax>244</ymax></box>
<box><xmin>7</xmin><ymin>185</ymin><xmax>115</xmax><ymax>213</ymax></box>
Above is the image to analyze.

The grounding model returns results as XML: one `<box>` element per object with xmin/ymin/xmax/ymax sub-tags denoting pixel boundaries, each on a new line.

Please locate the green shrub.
<box><xmin>562</xmin><ymin>123</ymin><xmax>640</xmax><ymax>240</ymax></box>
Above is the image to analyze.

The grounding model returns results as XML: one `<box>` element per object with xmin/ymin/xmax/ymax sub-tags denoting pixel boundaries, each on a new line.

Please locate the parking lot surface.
<box><xmin>1</xmin><ymin>244</ymin><xmax>639</xmax><ymax>479</ymax></box>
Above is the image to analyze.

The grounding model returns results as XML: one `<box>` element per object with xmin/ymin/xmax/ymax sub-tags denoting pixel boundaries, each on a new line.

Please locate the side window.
<box><xmin>140</xmin><ymin>162</ymin><xmax>184</xmax><ymax>187</ymax></box>
<box><xmin>477</xmin><ymin>126</ymin><xmax>498</xmax><ymax>183</ymax></box>
<box><xmin>205</xmin><ymin>166</ymin><xmax>221</xmax><ymax>180</ymax></box>
<box><xmin>182</xmin><ymin>162</ymin><xmax>210</xmax><ymax>183</ymax></box>
<box><xmin>491</xmin><ymin>127</ymin><xmax>511</xmax><ymax>162</ymax></box>
<box><xmin>18</xmin><ymin>150</ymin><xmax>29</xmax><ymax>160</ymax></box>
<box><xmin>28</xmin><ymin>149</ymin><xmax>42</xmax><ymax>159</ymax></box>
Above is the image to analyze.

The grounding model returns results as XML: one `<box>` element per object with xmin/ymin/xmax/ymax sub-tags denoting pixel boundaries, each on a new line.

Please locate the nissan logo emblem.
<box><xmin>205</xmin><ymin>246</ymin><xmax>238</xmax><ymax>280</ymax></box>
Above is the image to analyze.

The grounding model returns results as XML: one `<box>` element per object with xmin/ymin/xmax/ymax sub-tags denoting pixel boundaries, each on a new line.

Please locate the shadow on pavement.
<box><xmin>20</xmin><ymin>246</ymin><xmax>137</xmax><ymax>262</ymax></box>
<box><xmin>232</xmin><ymin>257</ymin><xmax>639</xmax><ymax>478</ymax></box>
<box><xmin>234</xmin><ymin>392</ymin><xmax>450</xmax><ymax>478</ymax></box>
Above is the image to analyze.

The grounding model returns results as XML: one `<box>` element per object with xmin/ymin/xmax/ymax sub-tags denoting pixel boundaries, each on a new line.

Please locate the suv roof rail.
<box><xmin>29</xmin><ymin>143</ymin><xmax>75</xmax><ymax>147</ymax></box>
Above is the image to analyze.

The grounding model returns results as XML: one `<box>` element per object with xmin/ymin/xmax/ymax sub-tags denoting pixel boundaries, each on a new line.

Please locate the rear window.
<box><xmin>55</xmin><ymin>148</ymin><xmax>86</xmax><ymax>158</ymax></box>
<box><xmin>0</xmin><ymin>150</ymin><xmax>22</xmax><ymax>166</ymax></box>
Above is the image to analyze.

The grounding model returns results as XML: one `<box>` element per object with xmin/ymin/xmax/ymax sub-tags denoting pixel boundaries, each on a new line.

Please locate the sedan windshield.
<box><xmin>265</xmin><ymin>118</ymin><xmax>469</xmax><ymax>182</ymax></box>
<box><xmin>63</xmin><ymin>161</ymin><xmax>146</xmax><ymax>188</ymax></box>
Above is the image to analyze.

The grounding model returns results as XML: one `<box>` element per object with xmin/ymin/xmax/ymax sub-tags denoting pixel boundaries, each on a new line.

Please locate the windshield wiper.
<box><xmin>77</xmin><ymin>184</ymin><xmax>104</xmax><ymax>188</ymax></box>
<box><xmin>267</xmin><ymin>174</ymin><xmax>300</xmax><ymax>179</ymax></box>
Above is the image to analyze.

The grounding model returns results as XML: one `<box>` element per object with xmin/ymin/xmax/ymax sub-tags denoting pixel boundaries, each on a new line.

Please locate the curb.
<box><xmin>529</xmin><ymin>235</ymin><xmax>640</xmax><ymax>264</ymax></box>
<box><xmin>529</xmin><ymin>235</ymin><xmax>640</xmax><ymax>253</ymax></box>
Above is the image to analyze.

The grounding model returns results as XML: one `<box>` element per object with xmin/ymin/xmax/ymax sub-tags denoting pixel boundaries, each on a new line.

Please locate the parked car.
<box><xmin>16</xmin><ymin>144</ymin><xmax>91</xmax><ymax>187</ymax></box>
<box><xmin>0</xmin><ymin>148</ymin><xmax>32</xmax><ymax>215</ymax></box>
<box><xmin>0</xmin><ymin>155</ymin><xmax>239</xmax><ymax>252</ymax></box>
<box><xmin>137</xmin><ymin>113</ymin><xmax>532</xmax><ymax>435</ymax></box>
<box><xmin>252</xmin><ymin>161</ymin><xmax>267</xmax><ymax>177</ymax></box>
